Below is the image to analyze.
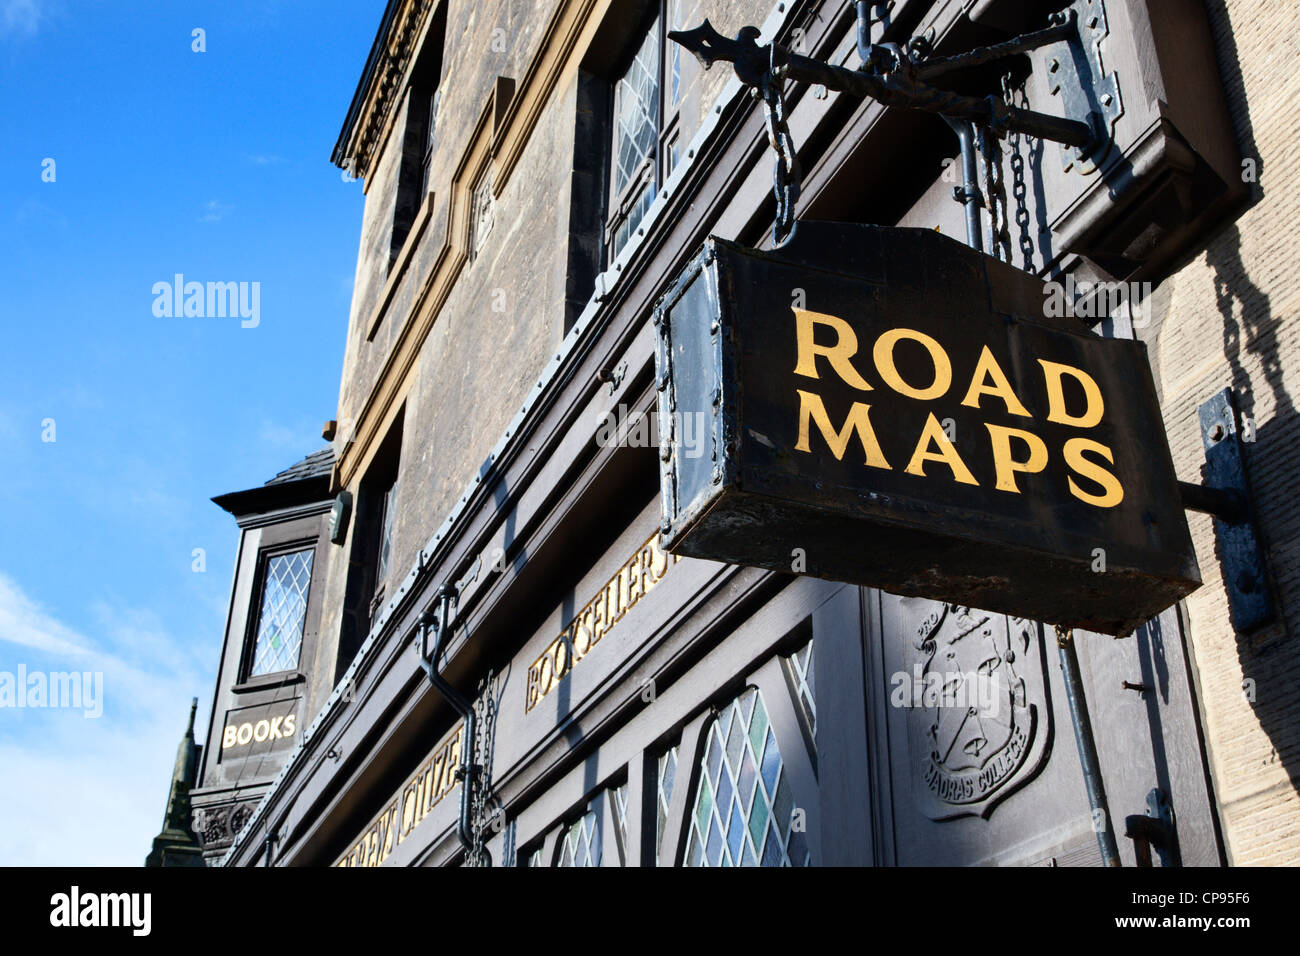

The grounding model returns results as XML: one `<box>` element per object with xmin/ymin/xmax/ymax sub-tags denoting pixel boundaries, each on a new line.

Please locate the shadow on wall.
<box><xmin>1202</xmin><ymin>223</ymin><xmax>1300</xmax><ymax>808</ymax></box>
<box><xmin>1194</xmin><ymin>1</ymin><xmax>1300</xmax><ymax>823</ymax></box>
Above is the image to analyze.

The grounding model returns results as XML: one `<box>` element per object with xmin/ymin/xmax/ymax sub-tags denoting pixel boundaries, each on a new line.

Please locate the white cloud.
<box><xmin>0</xmin><ymin>573</ymin><xmax>209</xmax><ymax>865</ymax></box>
<box><xmin>1</xmin><ymin>0</ymin><xmax>42</xmax><ymax>37</ymax></box>
<box><xmin>0</xmin><ymin>575</ymin><xmax>94</xmax><ymax>659</ymax></box>
<box><xmin>258</xmin><ymin>419</ymin><xmax>314</xmax><ymax>451</ymax></box>
<box><xmin>199</xmin><ymin>199</ymin><xmax>232</xmax><ymax>223</ymax></box>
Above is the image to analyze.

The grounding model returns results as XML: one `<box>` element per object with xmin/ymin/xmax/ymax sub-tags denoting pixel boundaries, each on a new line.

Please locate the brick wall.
<box><xmin>1155</xmin><ymin>0</ymin><xmax>1300</xmax><ymax>864</ymax></box>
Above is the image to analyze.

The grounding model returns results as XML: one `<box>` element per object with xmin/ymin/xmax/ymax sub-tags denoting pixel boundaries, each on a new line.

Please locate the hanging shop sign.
<box><xmin>652</xmin><ymin>223</ymin><xmax>1200</xmax><ymax>635</ymax></box>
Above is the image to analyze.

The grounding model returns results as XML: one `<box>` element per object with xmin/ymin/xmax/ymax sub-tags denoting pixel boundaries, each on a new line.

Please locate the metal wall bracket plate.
<box><xmin>1039</xmin><ymin>0</ymin><xmax>1122</xmax><ymax>174</ymax></box>
<box><xmin>1198</xmin><ymin>388</ymin><xmax>1275</xmax><ymax>633</ymax></box>
<box><xmin>1125</xmin><ymin>787</ymin><xmax>1180</xmax><ymax>867</ymax></box>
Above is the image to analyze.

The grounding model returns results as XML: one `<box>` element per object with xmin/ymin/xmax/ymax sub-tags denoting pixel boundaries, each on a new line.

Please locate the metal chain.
<box><xmin>977</xmin><ymin>124</ymin><xmax>1011</xmax><ymax>263</ymax></box>
<box><xmin>1003</xmin><ymin>73</ymin><xmax>1037</xmax><ymax>273</ymax></box>
<box><xmin>466</xmin><ymin>669</ymin><xmax>496</xmax><ymax>866</ymax></box>
<box><xmin>760</xmin><ymin>53</ymin><xmax>801</xmax><ymax>247</ymax></box>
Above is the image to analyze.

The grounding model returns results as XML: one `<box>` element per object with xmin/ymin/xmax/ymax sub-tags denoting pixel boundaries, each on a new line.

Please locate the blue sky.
<box><xmin>0</xmin><ymin>0</ymin><xmax>380</xmax><ymax>864</ymax></box>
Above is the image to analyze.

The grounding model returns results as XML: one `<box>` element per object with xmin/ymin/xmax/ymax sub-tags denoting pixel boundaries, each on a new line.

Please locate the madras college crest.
<box><xmin>898</xmin><ymin>600</ymin><xmax>1052</xmax><ymax>820</ymax></box>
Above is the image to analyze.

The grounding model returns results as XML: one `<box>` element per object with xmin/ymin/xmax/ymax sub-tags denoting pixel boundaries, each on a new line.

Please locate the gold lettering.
<box><xmin>794</xmin><ymin>389</ymin><xmax>891</xmax><ymax>467</ymax></box>
<box><xmin>553</xmin><ymin>634</ymin><xmax>572</xmax><ymax>678</ymax></box>
<box><xmin>1063</xmin><ymin>437</ymin><xmax>1124</xmax><ymax>508</ymax></box>
<box><xmin>649</xmin><ymin>539</ymin><xmax>668</xmax><ymax>579</ymax></box>
<box><xmin>525</xmin><ymin>663</ymin><xmax>541</xmax><ymax>711</ymax></box>
<box><xmin>792</xmin><ymin>309</ymin><xmax>872</xmax><ymax>390</ymax></box>
<box><xmin>960</xmin><ymin>346</ymin><xmax>1031</xmax><ymax>417</ymax></box>
<box><xmin>904</xmin><ymin>413</ymin><xmax>979</xmax><ymax>485</ymax></box>
<box><xmin>1038</xmin><ymin>360</ymin><xmax>1104</xmax><ymax>428</ymax></box>
<box><xmin>402</xmin><ymin>789</ymin><xmax>416</xmax><ymax>835</ymax></box>
<box><xmin>986</xmin><ymin>424</ymin><xmax>1049</xmax><ymax>493</ymax></box>
<box><xmin>625</xmin><ymin>553</ymin><xmax>643</xmax><ymax>606</ymax></box>
<box><xmin>572</xmin><ymin>615</ymin><xmax>592</xmax><ymax>656</ymax></box>
<box><xmin>525</xmin><ymin>531</ymin><xmax>675</xmax><ymax>713</ymax></box>
<box><xmin>873</xmin><ymin>328</ymin><xmax>952</xmax><ymax>401</ymax></box>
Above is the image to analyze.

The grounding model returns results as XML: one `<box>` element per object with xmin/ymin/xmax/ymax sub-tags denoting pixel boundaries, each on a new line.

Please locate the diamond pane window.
<box><xmin>557</xmin><ymin>805</ymin><xmax>601</xmax><ymax>867</ymax></box>
<box><xmin>612</xmin><ymin>20</ymin><xmax>659</xmax><ymax>196</ymax></box>
<box><xmin>376</xmin><ymin>481</ymin><xmax>397</xmax><ymax>585</ymax></box>
<box><xmin>787</xmin><ymin>639</ymin><xmax>816</xmax><ymax>735</ymax></box>
<box><xmin>683</xmin><ymin>687</ymin><xmax>810</xmax><ymax>867</ymax></box>
<box><xmin>613</xmin><ymin>782</ymin><xmax>629</xmax><ymax>852</ymax></box>
<box><xmin>668</xmin><ymin>0</ymin><xmax>684</xmax><ymax>105</ymax></box>
<box><xmin>655</xmin><ymin>745</ymin><xmax>678</xmax><ymax>864</ymax></box>
<box><xmin>249</xmin><ymin>549</ymin><xmax>313</xmax><ymax>677</ymax></box>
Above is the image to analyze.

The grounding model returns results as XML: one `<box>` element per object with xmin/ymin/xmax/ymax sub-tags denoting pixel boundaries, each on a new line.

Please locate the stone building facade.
<box><xmin>186</xmin><ymin>0</ymin><xmax>1300</xmax><ymax>866</ymax></box>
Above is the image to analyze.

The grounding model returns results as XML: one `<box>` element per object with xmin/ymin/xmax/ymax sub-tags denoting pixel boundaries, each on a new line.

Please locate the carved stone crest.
<box><xmin>898</xmin><ymin>600</ymin><xmax>1051</xmax><ymax>820</ymax></box>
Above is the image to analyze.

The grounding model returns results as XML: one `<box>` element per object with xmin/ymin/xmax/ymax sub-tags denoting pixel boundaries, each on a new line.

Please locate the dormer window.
<box><xmin>247</xmin><ymin>547</ymin><xmax>315</xmax><ymax>678</ymax></box>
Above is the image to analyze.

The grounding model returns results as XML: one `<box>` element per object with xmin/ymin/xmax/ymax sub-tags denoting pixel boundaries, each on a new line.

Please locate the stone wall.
<box><xmin>1155</xmin><ymin>0</ymin><xmax>1300</xmax><ymax>864</ymax></box>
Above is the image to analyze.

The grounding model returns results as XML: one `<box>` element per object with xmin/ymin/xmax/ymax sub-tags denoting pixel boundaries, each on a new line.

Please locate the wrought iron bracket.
<box><xmin>1037</xmin><ymin>0</ymin><xmax>1123</xmax><ymax>174</ymax></box>
<box><xmin>670</xmin><ymin>3</ymin><xmax>1109</xmax><ymax>152</ymax></box>
<box><xmin>1178</xmin><ymin>388</ymin><xmax>1275</xmax><ymax>634</ymax></box>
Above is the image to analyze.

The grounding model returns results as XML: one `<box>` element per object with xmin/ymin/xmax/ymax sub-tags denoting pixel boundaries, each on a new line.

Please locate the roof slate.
<box><xmin>264</xmin><ymin>447</ymin><xmax>335</xmax><ymax>486</ymax></box>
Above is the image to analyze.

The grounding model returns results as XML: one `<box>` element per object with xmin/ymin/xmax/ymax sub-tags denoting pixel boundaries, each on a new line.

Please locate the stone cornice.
<box><xmin>332</xmin><ymin>0</ymin><xmax>436</xmax><ymax>180</ymax></box>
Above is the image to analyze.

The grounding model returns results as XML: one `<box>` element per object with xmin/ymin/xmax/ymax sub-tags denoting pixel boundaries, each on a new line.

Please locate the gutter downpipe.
<box><xmin>417</xmin><ymin>584</ymin><xmax>487</xmax><ymax>864</ymax></box>
<box><xmin>1056</xmin><ymin>626</ymin><xmax>1122</xmax><ymax>866</ymax></box>
<box><xmin>943</xmin><ymin>116</ymin><xmax>984</xmax><ymax>253</ymax></box>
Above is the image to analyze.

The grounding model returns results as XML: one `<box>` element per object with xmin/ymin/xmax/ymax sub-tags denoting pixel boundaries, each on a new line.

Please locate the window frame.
<box><xmin>237</xmin><ymin>537</ymin><xmax>320</xmax><ymax>686</ymax></box>
<box><xmin>603</xmin><ymin>2</ymin><xmax>683</xmax><ymax>266</ymax></box>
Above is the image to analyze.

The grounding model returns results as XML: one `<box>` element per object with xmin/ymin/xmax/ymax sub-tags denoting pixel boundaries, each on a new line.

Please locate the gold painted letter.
<box><xmin>873</xmin><ymin>328</ymin><xmax>952</xmax><ymax>401</ymax></box>
<box><xmin>793</xmin><ymin>309</ymin><xmax>872</xmax><ymax>390</ymax></box>
<box><xmin>904</xmin><ymin>413</ymin><xmax>979</xmax><ymax>485</ymax></box>
<box><xmin>960</xmin><ymin>346</ymin><xmax>1031</xmax><ymax>417</ymax></box>
<box><xmin>986</xmin><ymin>424</ymin><xmax>1049</xmax><ymax>493</ymax></box>
<box><xmin>1064</xmin><ymin>437</ymin><xmax>1124</xmax><ymax>508</ymax></box>
<box><xmin>795</xmin><ymin>390</ymin><xmax>891</xmax><ymax>467</ymax></box>
<box><xmin>1038</xmin><ymin>360</ymin><xmax>1104</xmax><ymax>428</ymax></box>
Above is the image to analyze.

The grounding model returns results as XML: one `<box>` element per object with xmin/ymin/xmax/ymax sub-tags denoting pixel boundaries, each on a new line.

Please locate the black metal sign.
<box><xmin>653</xmin><ymin>223</ymin><xmax>1199</xmax><ymax>635</ymax></box>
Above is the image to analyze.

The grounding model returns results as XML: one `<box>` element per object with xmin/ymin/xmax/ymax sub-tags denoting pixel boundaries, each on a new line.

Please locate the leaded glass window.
<box><xmin>249</xmin><ymin>548</ymin><xmax>314</xmax><ymax>677</ymax></box>
<box><xmin>557</xmin><ymin>804</ymin><xmax>600</xmax><ymax>867</ymax></box>
<box><xmin>612</xmin><ymin>782</ymin><xmax>629</xmax><ymax>852</ymax></box>
<box><xmin>605</xmin><ymin>3</ymin><xmax>685</xmax><ymax>264</ymax></box>
<box><xmin>683</xmin><ymin>687</ymin><xmax>810</xmax><ymax>867</ymax></box>
<box><xmin>786</xmin><ymin>639</ymin><xmax>816</xmax><ymax>736</ymax></box>
<box><xmin>552</xmin><ymin>783</ymin><xmax>628</xmax><ymax>867</ymax></box>
<box><xmin>376</xmin><ymin>480</ymin><xmax>397</xmax><ymax>585</ymax></box>
<box><xmin>421</xmin><ymin>88</ymin><xmax>440</xmax><ymax>197</ymax></box>
<box><xmin>655</xmin><ymin>745</ymin><xmax>678</xmax><ymax>865</ymax></box>
<box><xmin>668</xmin><ymin>0</ymin><xmax>683</xmax><ymax>106</ymax></box>
<box><xmin>612</xmin><ymin>20</ymin><xmax>659</xmax><ymax>200</ymax></box>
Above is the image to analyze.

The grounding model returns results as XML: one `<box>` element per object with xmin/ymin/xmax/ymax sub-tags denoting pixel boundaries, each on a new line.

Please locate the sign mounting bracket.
<box><xmin>1183</xmin><ymin>388</ymin><xmax>1276</xmax><ymax>634</ymax></box>
<box><xmin>671</xmin><ymin>1</ymin><xmax>1120</xmax><ymax>245</ymax></box>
